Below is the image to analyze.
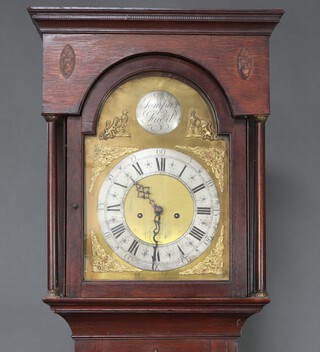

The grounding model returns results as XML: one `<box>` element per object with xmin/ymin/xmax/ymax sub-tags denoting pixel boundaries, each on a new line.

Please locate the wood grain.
<box><xmin>29</xmin><ymin>7</ymin><xmax>283</xmax><ymax>351</ymax></box>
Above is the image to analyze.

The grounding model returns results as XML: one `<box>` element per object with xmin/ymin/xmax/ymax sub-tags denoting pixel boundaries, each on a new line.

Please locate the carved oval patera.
<box><xmin>59</xmin><ymin>44</ymin><xmax>75</xmax><ymax>79</ymax></box>
<box><xmin>237</xmin><ymin>47</ymin><xmax>252</xmax><ymax>80</ymax></box>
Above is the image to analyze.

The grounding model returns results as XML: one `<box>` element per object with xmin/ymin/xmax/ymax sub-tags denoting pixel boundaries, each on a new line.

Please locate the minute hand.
<box><xmin>132</xmin><ymin>179</ymin><xmax>163</xmax><ymax>270</ymax></box>
<box><xmin>152</xmin><ymin>205</ymin><xmax>163</xmax><ymax>270</ymax></box>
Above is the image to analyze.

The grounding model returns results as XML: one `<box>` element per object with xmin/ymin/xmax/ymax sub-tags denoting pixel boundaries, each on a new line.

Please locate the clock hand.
<box><xmin>132</xmin><ymin>179</ymin><xmax>163</xmax><ymax>270</ymax></box>
<box><xmin>133</xmin><ymin>180</ymin><xmax>163</xmax><ymax>214</ymax></box>
<box><xmin>151</xmin><ymin>205</ymin><xmax>163</xmax><ymax>271</ymax></box>
<box><xmin>134</xmin><ymin>182</ymin><xmax>152</xmax><ymax>201</ymax></box>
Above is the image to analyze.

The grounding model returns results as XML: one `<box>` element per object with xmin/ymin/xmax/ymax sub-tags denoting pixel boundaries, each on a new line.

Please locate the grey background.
<box><xmin>0</xmin><ymin>0</ymin><xmax>319</xmax><ymax>351</ymax></box>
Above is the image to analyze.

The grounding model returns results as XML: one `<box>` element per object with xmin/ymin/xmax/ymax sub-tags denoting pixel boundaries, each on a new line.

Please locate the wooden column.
<box><xmin>45</xmin><ymin>115</ymin><xmax>59</xmax><ymax>298</ymax></box>
<box><xmin>253</xmin><ymin>115</ymin><xmax>268</xmax><ymax>297</ymax></box>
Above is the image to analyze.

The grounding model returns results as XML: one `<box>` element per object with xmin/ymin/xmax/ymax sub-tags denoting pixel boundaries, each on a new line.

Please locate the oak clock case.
<box><xmin>77</xmin><ymin>56</ymin><xmax>242</xmax><ymax>299</ymax></box>
<box><xmin>29</xmin><ymin>7</ymin><xmax>283</xmax><ymax>352</ymax></box>
<box><xmin>85</xmin><ymin>74</ymin><xmax>229</xmax><ymax>281</ymax></box>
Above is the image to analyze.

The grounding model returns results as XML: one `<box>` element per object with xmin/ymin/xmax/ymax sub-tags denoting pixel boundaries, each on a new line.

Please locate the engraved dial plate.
<box><xmin>98</xmin><ymin>148</ymin><xmax>220</xmax><ymax>271</ymax></box>
<box><xmin>84</xmin><ymin>72</ymin><xmax>230</xmax><ymax>281</ymax></box>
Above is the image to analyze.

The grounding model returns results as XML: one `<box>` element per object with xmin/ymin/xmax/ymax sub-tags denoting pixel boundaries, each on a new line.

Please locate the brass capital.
<box><xmin>43</xmin><ymin>114</ymin><xmax>60</xmax><ymax>123</ymax></box>
<box><xmin>252</xmin><ymin>115</ymin><xmax>269</xmax><ymax>123</ymax></box>
<box><xmin>46</xmin><ymin>289</ymin><xmax>60</xmax><ymax>299</ymax></box>
<box><xmin>251</xmin><ymin>290</ymin><xmax>269</xmax><ymax>298</ymax></box>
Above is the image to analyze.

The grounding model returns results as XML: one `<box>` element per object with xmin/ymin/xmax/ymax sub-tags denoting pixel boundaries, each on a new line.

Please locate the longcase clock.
<box><xmin>28</xmin><ymin>7</ymin><xmax>283</xmax><ymax>352</ymax></box>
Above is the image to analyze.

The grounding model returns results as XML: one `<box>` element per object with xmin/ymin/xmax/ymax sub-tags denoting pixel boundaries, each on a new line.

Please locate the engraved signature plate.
<box><xmin>136</xmin><ymin>90</ymin><xmax>181</xmax><ymax>135</ymax></box>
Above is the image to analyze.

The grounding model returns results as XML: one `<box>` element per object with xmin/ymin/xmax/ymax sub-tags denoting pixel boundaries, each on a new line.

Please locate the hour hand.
<box><xmin>133</xmin><ymin>181</ymin><xmax>163</xmax><ymax>216</ymax></box>
<box><xmin>135</xmin><ymin>183</ymin><xmax>151</xmax><ymax>200</ymax></box>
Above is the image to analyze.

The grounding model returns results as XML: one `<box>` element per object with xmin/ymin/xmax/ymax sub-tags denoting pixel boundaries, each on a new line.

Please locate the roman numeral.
<box><xmin>197</xmin><ymin>207</ymin><xmax>211</xmax><ymax>215</ymax></box>
<box><xmin>156</xmin><ymin>157</ymin><xmax>166</xmax><ymax>171</ymax></box>
<box><xmin>114</xmin><ymin>182</ymin><xmax>127</xmax><ymax>189</ymax></box>
<box><xmin>128</xmin><ymin>240</ymin><xmax>139</xmax><ymax>255</ymax></box>
<box><xmin>177</xmin><ymin>245</ymin><xmax>185</xmax><ymax>256</ymax></box>
<box><xmin>179</xmin><ymin>165</ymin><xmax>187</xmax><ymax>177</ymax></box>
<box><xmin>189</xmin><ymin>226</ymin><xmax>205</xmax><ymax>241</ymax></box>
<box><xmin>111</xmin><ymin>223</ymin><xmax>125</xmax><ymax>239</ymax></box>
<box><xmin>152</xmin><ymin>247</ymin><xmax>160</xmax><ymax>264</ymax></box>
<box><xmin>132</xmin><ymin>162</ymin><xmax>143</xmax><ymax>176</ymax></box>
<box><xmin>192</xmin><ymin>183</ymin><xmax>205</xmax><ymax>193</ymax></box>
<box><xmin>106</xmin><ymin>204</ymin><xmax>121</xmax><ymax>212</ymax></box>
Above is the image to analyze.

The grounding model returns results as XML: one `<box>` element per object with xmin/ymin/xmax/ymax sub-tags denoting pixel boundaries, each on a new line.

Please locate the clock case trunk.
<box><xmin>29</xmin><ymin>8</ymin><xmax>283</xmax><ymax>352</ymax></box>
